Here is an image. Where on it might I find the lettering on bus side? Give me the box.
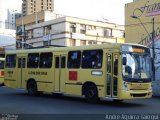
[28,71,47,75]
[69,71,78,81]
[7,71,14,77]
[7,71,13,74]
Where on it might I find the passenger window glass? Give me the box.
[107,54,111,73]
[55,57,59,68]
[22,58,26,68]
[61,56,66,68]
[6,54,16,68]
[0,60,4,69]
[114,55,118,75]
[39,52,53,68]
[27,53,39,68]
[18,58,21,68]
[82,50,103,69]
[67,51,81,68]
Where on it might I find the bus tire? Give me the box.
[0,83,4,86]
[84,84,99,103]
[27,80,37,96]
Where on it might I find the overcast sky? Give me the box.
[6,0,133,25]
[54,0,133,25]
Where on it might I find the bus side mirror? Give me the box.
[122,57,127,65]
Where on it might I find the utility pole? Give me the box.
[22,14,24,49]
[152,18,155,81]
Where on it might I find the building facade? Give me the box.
[16,11,125,48]
[125,0,160,96]
[22,0,54,16]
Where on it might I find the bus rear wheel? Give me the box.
[0,83,4,86]
[27,80,37,96]
[84,84,99,103]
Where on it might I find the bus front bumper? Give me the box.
[119,90,152,100]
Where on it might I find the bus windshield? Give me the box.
[122,53,151,80]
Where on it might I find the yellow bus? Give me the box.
[4,43,152,103]
[0,58,5,86]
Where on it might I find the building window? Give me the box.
[67,51,81,68]
[88,25,92,30]
[70,23,76,33]
[88,40,96,45]
[39,52,53,68]
[70,39,76,46]
[93,26,96,30]
[27,30,33,39]
[43,40,51,46]
[44,25,51,35]
[120,31,125,38]
[80,40,86,45]
[80,24,86,34]
[82,50,103,69]
[104,29,112,37]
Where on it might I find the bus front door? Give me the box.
[17,56,26,88]
[54,55,66,92]
[106,53,119,98]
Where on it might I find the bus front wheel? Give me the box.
[27,80,37,96]
[84,84,99,103]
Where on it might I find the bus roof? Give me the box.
[5,43,148,54]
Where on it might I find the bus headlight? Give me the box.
[122,82,128,91]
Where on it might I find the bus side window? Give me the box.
[0,60,4,69]
[6,54,16,68]
[39,52,53,68]
[82,50,103,69]
[27,53,39,68]
[67,51,81,68]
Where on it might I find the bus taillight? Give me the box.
[0,71,4,76]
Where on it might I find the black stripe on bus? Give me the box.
[65,83,83,85]
[65,82,104,87]
[5,79,16,81]
[36,81,53,84]
[25,80,53,84]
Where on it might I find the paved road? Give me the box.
[0,86,160,119]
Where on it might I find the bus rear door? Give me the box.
[17,56,26,88]
[54,54,66,92]
[106,53,119,98]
